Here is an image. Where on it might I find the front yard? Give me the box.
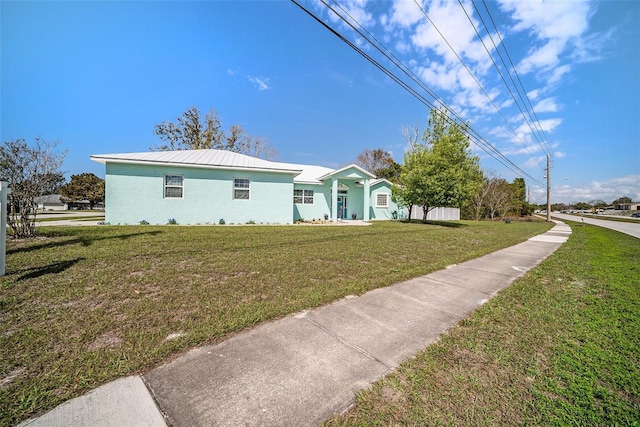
[1,220,550,425]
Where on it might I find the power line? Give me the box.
[478,0,555,157]
[410,0,546,172]
[456,0,549,169]
[292,0,544,186]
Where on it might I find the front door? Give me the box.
[337,195,348,219]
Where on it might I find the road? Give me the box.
[35,210,105,227]
[551,213,640,239]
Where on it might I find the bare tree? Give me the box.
[0,138,66,238]
[151,106,277,159]
[484,177,512,220]
[401,125,421,150]
[471,171,493,220]
[355,148,394,176]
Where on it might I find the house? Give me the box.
[35,194,67,211]
[90,149,406,225]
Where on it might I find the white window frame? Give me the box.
[294,189,314,204]
[375,193,389,208]
[233,178,250,200]
[164,174,184,199]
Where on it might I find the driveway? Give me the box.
[551,213,640,239]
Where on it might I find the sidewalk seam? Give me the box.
[301,315,393,372]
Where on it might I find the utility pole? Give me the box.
[546,154,551,222]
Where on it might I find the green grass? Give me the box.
[0,220,550,425]
[325,222,640,426]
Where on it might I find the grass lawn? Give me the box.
[0,220,549,425]
[325,222,640,426]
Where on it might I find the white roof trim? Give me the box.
[317,163,376,181]
[371,178,393,186]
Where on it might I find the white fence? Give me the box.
[410,206,460,221]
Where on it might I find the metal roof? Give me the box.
[90,149,376,184]
[90,150,303,175]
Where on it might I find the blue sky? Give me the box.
[2,0,638,205]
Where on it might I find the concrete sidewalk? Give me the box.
[20,221,572,427]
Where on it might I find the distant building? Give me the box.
[614,203,640,211]
[35,194,67,211]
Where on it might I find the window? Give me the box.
[376,193,389,208]
[294,189,314,204]
[164,174,183,198]
[233,178,250,200]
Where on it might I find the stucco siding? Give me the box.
[369,183,405,220]
[293,184,330,221]
[105,163,294,225]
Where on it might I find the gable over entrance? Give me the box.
[318,165,376,222]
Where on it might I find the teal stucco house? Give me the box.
[90,149,405,225]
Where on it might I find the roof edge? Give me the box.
[90,156,302,175]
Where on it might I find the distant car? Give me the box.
[632,212,640,218]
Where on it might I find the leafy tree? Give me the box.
[0,138,66,238]
[573,202,591,210]
[375,159,402,183]
[394,108,482,220]
[612,196,633,206]
[552,203,570,212]
[60,173,105,209]
[510,178,526,216]
[151,106,277,160]
[392,145,427,220]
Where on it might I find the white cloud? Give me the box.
[498,0,593,76]
[533,97,559,113]
[523,155,545,168]
[546,64,572,85]
[247,76,270,91]
[323,0,374,29]
[411,0,493,71]
[527,88,541,100]
[389,0,423,27]
[537,118,562,133]
[551,174,640,204]
[416,61,459,91]
[518,39,565,74]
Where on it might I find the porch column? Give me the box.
[363,178,370,221]
[331,178,338,222]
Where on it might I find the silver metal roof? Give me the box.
[90,150,303,175]
[90,149,377,185]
